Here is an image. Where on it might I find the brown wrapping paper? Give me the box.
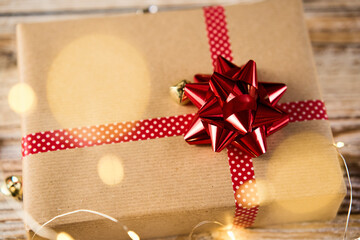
[16,0,346,239]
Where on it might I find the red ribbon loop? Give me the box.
[184,56,289,157]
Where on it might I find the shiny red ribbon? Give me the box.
[184,56,289,157]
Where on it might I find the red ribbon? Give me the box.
[21,100,327,158]
[183,56,289,157]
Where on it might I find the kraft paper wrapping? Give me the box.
[16,0,346,239]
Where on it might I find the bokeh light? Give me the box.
[47,34,150,128]
[97,154,124,185]
[56,232,74,240]
[266,132,344,215]
[8,83,36,114]
[0,181,11,197]
[235,179,259,209]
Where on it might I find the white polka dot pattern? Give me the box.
[203,5,328,227]
[203,6,233,67]
[203,6,259,227]
[228,145,259,227]
[21,100,327,158]
[227,99,327,228]
[21,114,195,157]
[278,100,328,122]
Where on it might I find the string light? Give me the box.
[0,142,353,239]
[336,141,345,148]
[127,231,140,240]
[334,142,352,240]
[30,209,140,240]
[188,221,238,240]
[227,230,236,240]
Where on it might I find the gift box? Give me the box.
[16,0,346,239]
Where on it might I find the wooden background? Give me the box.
[0,0,359,239]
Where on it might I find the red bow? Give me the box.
[183,56,289,157]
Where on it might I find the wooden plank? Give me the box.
[0,0,237,14]
[313,44,360,119]
[306,16,360,31]
[0,0,358,14]
[0,1,359,40]
[310,31,360,43]
[303,0,360,11]
[1,14,360,42]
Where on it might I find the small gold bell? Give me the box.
[169,79,190,105]
[1,176,23,201]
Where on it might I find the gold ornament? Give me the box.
[1,176,23,201]
[169,79,190,105]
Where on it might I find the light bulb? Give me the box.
[336,141,345,148]
[227,230,236,240]
[127,231,140,240]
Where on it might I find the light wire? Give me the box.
[334,143,352,240]
[187,143,353,240]
[188,220,226,239]
[31,209,132,240]
[1,142,353,240]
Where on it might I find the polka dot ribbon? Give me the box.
[204,6,329,227]
[21,6,329,229]
[21,100,327,158]
[228,100,328,227]
[203,6,233,66]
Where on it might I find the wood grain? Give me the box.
[0,0,359,239]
